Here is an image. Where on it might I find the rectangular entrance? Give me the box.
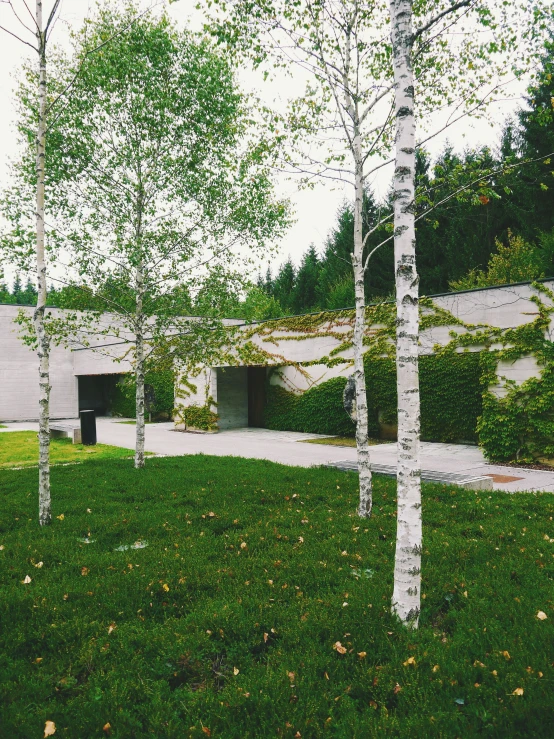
[247,367,266,428]
[78,374,123,415]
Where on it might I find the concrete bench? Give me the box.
[50,423,82,445]
[328,460,493,491]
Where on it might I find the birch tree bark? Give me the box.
[35,0,51,526]
[352,130,372,518]
[135,267,146,469]
[389,0,422,627]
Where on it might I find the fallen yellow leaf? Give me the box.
[513,687,524,696]
[162,583,169,592]
[23,575,32,584]
[34,561,44,568]
[333,641,347,654]
[81,567,89,576]
[432,665,440,672]
[240,542,247,550]
[103,723,111,734]
[56,514,64,521]
[403,656,416,667]
[108,623,116,635]
[357,652,367,659]
[537,611,547,620]
[44,720,56,737]
[233,667,239,675]
[501,651,511,659]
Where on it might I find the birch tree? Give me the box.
[11,3,287,469]
[388,0,421,626]
[0,1,165,521]
[0,0,62,525]
[201,0,550,625]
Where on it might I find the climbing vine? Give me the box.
[436,282,554,462]
[178,282,554,462]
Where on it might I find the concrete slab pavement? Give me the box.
[2,418,554,493]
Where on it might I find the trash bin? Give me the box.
[80,410,97,446]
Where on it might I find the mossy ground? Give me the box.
[0,431,135,469]
[0,456,553,738]
[301,437,387,448]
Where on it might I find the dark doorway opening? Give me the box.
[78,374,123,415]
[248,367,266,428]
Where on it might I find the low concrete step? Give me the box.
[328,460,493,491]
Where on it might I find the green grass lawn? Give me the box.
[0,456,553,738]
[0,431,134,469]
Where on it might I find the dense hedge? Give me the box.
[265,352,483,442]
[110,371,175,419]
[264,377,357,436]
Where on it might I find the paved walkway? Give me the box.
[3,418,554,493]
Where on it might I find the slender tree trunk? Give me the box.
[35,0,51,526]
[352,131,372,518]
[389,0,422,627]
[135,267,146,469]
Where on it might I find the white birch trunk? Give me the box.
[35,0,51,526]
[389,0,422,627]
[135,268,146,469]
[352,132,372,518]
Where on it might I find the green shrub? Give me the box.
[110,371,175,419]
[478,358,554,462]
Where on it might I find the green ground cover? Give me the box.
[301,437,387,448]
[0,431,134,469]
[0,456,553,737]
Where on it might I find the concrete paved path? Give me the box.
[3,418,554,493]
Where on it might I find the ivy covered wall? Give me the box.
[175,281,554,462]
[264,352,483,443]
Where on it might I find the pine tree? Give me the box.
[291,245,320,313]
[272,258,296,313]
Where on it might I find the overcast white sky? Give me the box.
[0,0,529,285]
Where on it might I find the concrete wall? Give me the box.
[2,280,553,425]
[0,305,78,421]
[242,281,554,396]
[0,306,133,422]
[216,367,248,429]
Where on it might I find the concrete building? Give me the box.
[1,279,553,428]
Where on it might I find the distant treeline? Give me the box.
[258,40,554,315]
